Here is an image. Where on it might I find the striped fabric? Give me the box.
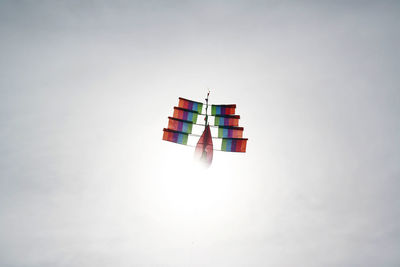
[162,128,189,145]
[218,126,243,138]
[211,104,236,116]
[173,107,199,123]
[178,97,203,113]
[214,115,240,127]
[168,117,193,134]
[221,138,248,152]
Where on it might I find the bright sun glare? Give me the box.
[154,142,244,232]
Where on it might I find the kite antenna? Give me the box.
[201,90,211,161]
[205,90,210,127]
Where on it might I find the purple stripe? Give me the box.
[172,132,178,143]
[231,139,237,152]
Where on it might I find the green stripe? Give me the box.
[198,103,203,113]
[221,139,227,151]
[193,113,198,123]
[218,127,223,138]
[211,105,216,115]
[188,123,193,134]
[214,116,219,126]
[182,134,188,145]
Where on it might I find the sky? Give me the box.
[0,1,399,266]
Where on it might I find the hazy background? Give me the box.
[1,1,399,266]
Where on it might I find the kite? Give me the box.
[162,91,248,167]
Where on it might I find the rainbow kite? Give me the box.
[162,92,248,167]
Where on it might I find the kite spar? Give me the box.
[194,91,213,166]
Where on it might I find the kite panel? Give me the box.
[218,126,243,138]
[211,104,236,116]
[214,115,240,127]
[221,138,248,152]
[173,107,199,123]
[178,97,203,114]
[168,117,193,134]
[163,128,189,145]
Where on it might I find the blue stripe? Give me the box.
[182,122,188,133]
[223,128,228,137]
[216,106,221,115]
[193,102,197,112]
[178,133,183,144]
[226,139,232,151]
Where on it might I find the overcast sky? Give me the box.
[1,1,399,266]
